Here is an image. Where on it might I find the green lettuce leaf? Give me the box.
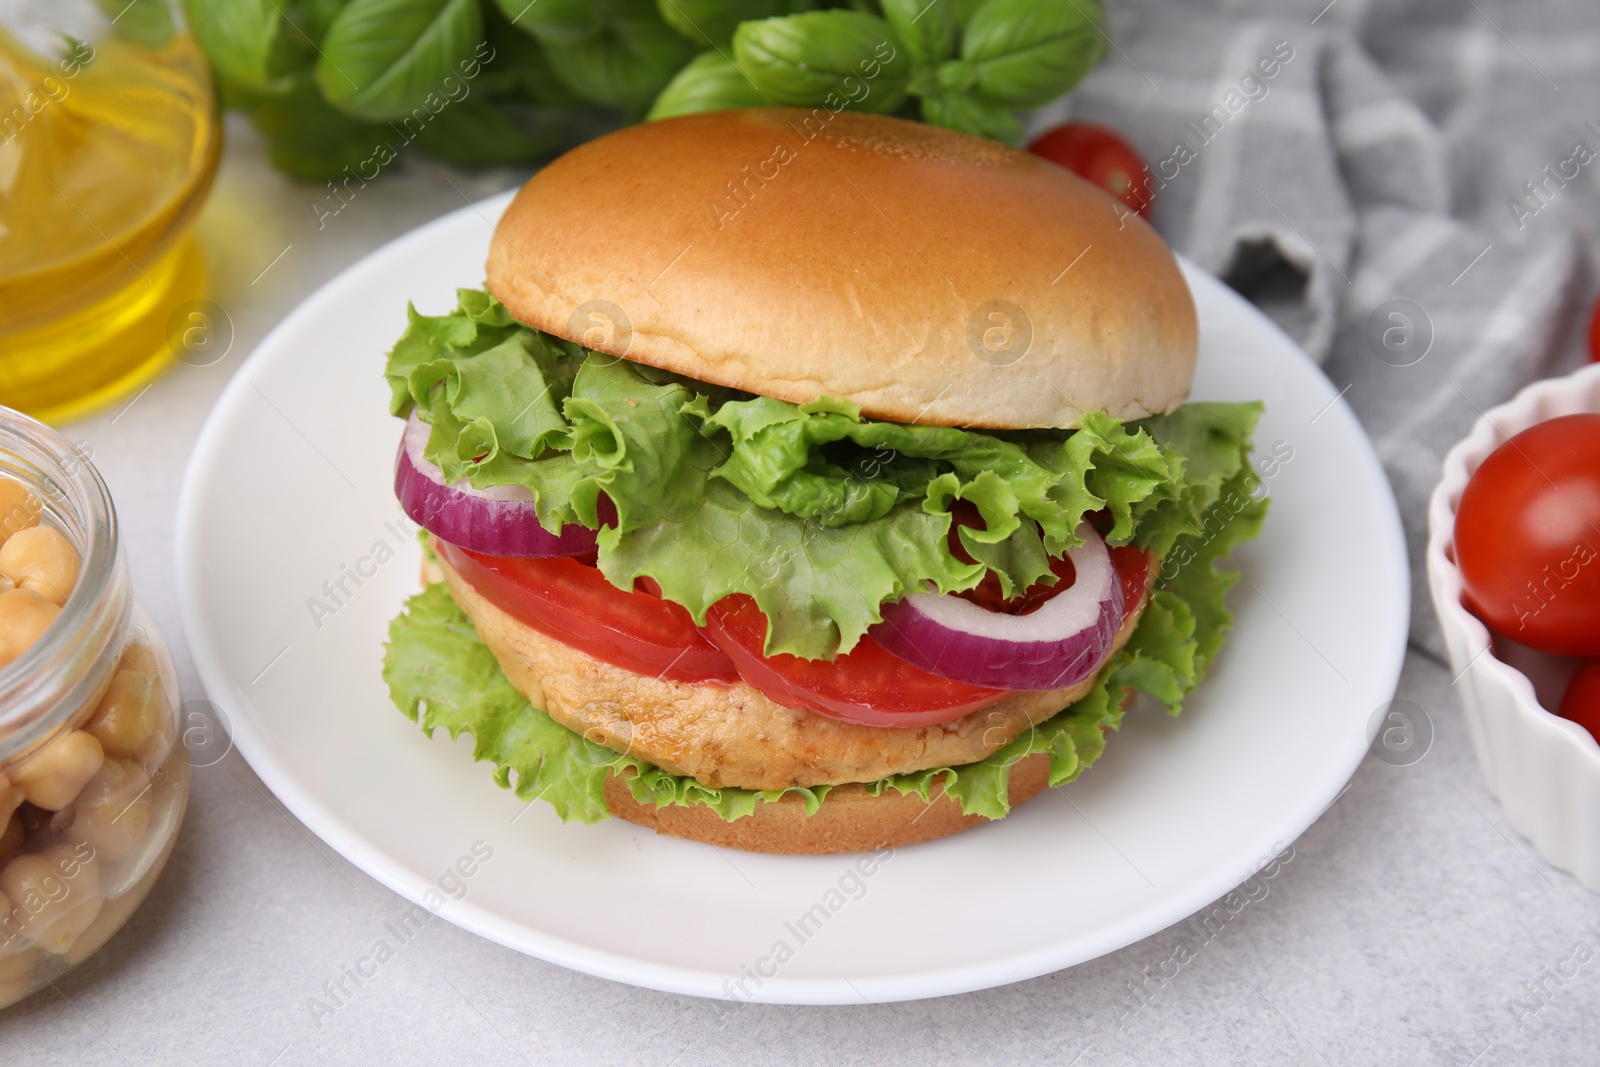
[1155,465,1269,677]
[384,582,835,823]
[384,579,618,821]
[384,288,1248,660]
[1130,401,1264,557]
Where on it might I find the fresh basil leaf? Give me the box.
[312,0,355,40]
[96,0,174,48]
[247,73,392,180]
[950,0,988,24]
[920,88,1021,142]
[733,10,910,113]
[656,0,786,48]
[280,0,352,45]
[959,0,1106,107]
[647,50,768,119]
[270,0,352,78]
[410,98,561,164]
[534,0,697,111]
[316,0,484,121]
[490,0,605,42]
[182,0,292,91]
[478,1,584,105]
[880,0,956,68]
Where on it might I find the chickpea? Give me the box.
[0,773,22,826]
[0,814,21,866]
[0,938,35,1009]
[0,844,102,955]
[0,478,41,548]
[0,588,60,667]
[0,887,15,956]
[86,669,162,759]
[10,730,103,811]
[0,526,80,607]
[63,888,141,965]
[136,728,174,780]
[0,940,33,982]
[67,759,151,863]
[118,641,157,681]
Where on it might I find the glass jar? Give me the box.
[0,0,220,422]
[0,406,188,1008]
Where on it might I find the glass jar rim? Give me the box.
[0,407,128,757]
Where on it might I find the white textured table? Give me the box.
[2,119,1597,1067]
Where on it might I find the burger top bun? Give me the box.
[486,108,1197,430]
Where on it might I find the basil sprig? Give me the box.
[646,51,767,121]
[678,0,1107,144]
[656,0,792,49]
[489,0,601,41]
[956,0,1109,108]
[733,10,911,113]
[881,0,955,68]
[185,0,1109,179]
[182,0,298,95]
[316,0,484,121]
[505,0,695,113]
[185,0,604,179]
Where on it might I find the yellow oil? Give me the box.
[0,23,219,423]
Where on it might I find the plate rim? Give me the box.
[175,192,1410,1005]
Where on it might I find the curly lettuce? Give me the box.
[385,288,1249,660]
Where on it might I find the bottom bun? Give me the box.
[603,752,1052,855]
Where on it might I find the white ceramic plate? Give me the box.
[176,192,1408,1005]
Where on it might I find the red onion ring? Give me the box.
[870,522,1124,691]
[393,411,603,557]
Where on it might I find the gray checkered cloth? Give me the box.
[1028,0,1596,660]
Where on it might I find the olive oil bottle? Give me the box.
[0,2,218,422]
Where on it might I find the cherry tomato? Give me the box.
[435,539,738,684]
[1589,297,1600,362]
[1454,414,1600,656]
[702,595,1009,728]
[1027,121,1152,217]
[1560,660,1600,745]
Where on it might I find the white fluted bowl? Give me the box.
[1427,362,1600,893]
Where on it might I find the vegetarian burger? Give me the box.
[382,109,1266,854]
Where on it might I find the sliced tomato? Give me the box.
[702,596,1009,728]
[435,540,738,684]
[441,529,1155,727]
[702,548,1157,728]
[954,544,1077,614]
[1111,545,1153,613]
[948,501,1152,617]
